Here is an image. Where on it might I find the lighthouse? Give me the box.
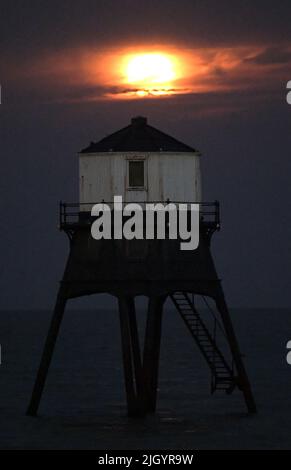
[27,116,256,416]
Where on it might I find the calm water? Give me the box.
[0,307,291,449]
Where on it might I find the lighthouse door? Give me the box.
[125,157,147,204]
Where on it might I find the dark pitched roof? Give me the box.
[80,117,198,153]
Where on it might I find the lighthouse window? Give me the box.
[128,160,145,188]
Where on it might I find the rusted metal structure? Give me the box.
[27,117,256,416]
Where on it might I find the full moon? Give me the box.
[125,53,176,86]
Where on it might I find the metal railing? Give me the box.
[59,200,220,230]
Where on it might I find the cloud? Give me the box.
[245,46,291,65]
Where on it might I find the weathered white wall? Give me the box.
[79,152,202,210]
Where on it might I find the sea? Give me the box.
[0,307,291,449]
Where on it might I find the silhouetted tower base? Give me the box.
[27,210,256,417]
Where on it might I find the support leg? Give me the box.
[143,296,165,413]
[118,296,144,416]
[215,292,257,414]
[127,297,144,401]
[26,286,67,416]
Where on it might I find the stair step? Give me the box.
[215,382,233,386]
[216,382,233,385]
[215,380,234,385]
[213,367,230,371]
[216,375,233,378]
[215,381,233,385]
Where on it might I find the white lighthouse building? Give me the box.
[79,116,202,208]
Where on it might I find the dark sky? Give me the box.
[1,0,291,308]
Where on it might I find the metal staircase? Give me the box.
[170,292,237,393]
